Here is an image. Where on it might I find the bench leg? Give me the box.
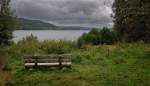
[67,66,71,69]
[59,66,63,70]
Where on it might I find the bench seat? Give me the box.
[25,62,72,66]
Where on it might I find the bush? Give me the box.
[100,27,117,44]
[15,34,43,55]
[40,40,77,54]
[10,35,77,55]
[78,27,116,47]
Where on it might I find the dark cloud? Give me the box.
[11,0,113,27]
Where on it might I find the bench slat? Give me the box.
[25,62,71,66]
[24,55,72,69]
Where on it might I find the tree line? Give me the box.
[78,0,150,46]
[78,27,117,47]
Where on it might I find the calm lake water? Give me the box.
[13,30,89,42]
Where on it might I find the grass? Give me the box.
[0,71,11,86]
[3,41,149,86]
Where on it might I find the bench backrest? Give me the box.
[24,55,72,69]
[24,55,71,63]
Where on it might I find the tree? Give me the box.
[112,0,150,42]
[77,27,116,47]
[89,29,101,45]
[100,27,116,44]
[0,0,17,46]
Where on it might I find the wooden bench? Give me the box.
[24,54,72,69]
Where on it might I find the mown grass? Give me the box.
[4,40,149,86]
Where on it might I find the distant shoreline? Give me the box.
[18,18,93,31]
[16,29,90,31]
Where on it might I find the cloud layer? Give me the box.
[11,0,113,27]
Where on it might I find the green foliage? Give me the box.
[0,0,17,46]
[113,0,150,42]
[100,27,117,44]
[40,40,77,54]
[8,35,77,55]
[78,27,116,47]
[16,34,42,55]
[1,36,150,86]
[7,43,150,86]
[0,46,8,67]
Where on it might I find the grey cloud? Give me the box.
[11,0,113,27]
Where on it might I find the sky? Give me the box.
[11,0,114,27]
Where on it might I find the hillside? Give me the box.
[18,18,57,30]
[58,26,90,30]
[17,18,90,30]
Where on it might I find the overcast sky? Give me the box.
[11,0,114,27]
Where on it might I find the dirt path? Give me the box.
[0,65,11,86]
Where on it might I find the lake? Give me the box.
[13,30,89,42]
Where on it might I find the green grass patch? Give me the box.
[2,41,150,86]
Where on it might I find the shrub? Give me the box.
[9,35,77,55]
[78,27,117,47]
[40,40,77,54]
[16,34,43,55]
[100,27,117,44]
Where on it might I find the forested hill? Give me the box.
[17,18,90,30]
[17,18,57,30]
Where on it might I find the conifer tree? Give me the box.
[0,0,17,46]
[113,0,150,42]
